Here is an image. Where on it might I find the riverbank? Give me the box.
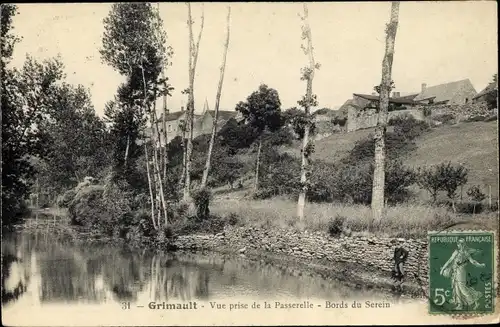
[171,225,428,297]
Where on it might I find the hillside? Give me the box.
[283,120,498,198]
[405,120,498,198]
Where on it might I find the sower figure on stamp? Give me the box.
[440,238,486,310]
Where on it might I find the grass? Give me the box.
[283,120,498,202]
[210,197,499,239]
[404,120,498,199]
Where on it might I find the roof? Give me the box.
[163,111,185,121]
[205,110,238,121]
[473,81,498,99]
[413,79,476,102]
[396,93,419,101]
[337,99,360,116]
[353,93,418,105]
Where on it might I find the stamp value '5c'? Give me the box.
[428,231,496,315]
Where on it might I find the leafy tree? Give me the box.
[217,118,259,154]
[417,166,443,203]
[100,2,171,172]
[283,107,316,139]
[38,83,111,193]
[467,185,486,214]
[417,162,468,208]
[439,162,468,211]
[101,2,172,228]
[236,84,282,192]
[1,5,68,224]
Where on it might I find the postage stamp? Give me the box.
[428,231,496,315]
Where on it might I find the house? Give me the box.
[473,79,498,105]
[413,79,477,105]
[150,99,240,145]
[343,91,422,132]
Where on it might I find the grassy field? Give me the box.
[209,120,498,239]
[210,197,499,239]
[284,120,498,199]
[404,120,498,198]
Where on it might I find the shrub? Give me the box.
[57,188,77,208]
[331,160,416,205]
[328,215,346,237]
[456,202,484,214]
[226,213,240,226]
[192,188,212,221]
[68,181,139,237]
[484,115,498,122]
[68,185,105,226]
[332,117,347,127]
[389,115,430,140]
[172,214,226,235]
[466,185,486,214]
[433,113,455,124]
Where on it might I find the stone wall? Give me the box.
[173,226,429,289]
[347,107,424,132]
[420,102,491,122]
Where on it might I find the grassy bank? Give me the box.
[210,197,499,238]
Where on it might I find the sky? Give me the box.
[10,2,498,117]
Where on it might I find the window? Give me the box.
[168,124,172,132]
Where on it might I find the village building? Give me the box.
[413,79,477,105]
[473,79,498,105]
[150,99,240,145]
[340,78,479,132]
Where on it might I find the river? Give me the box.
[2,216,401,325]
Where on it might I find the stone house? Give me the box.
[473,79,498,106]
[150,100,240,145]
[343,92,423,132]
[413,79,477,105]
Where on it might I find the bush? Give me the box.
[433,113,455,124]
[68,185,105,226]
[328,215,346,237]
[68,181,139,237]
[172,214,226,235]
[57,188,77,208]
[192,188,212,220]
[456,202,484,214]
[484,115,498,122]
[226,213,240,226]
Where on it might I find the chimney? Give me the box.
[392,91,400,98]
[181,106,185,112]
[371,92,377,96]
[421,83,427,93]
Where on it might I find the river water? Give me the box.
[2,217,400,325]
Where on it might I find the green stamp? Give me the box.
[428,231,496,315]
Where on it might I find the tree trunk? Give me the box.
[371,1,400,225]
[144,143,157,230]
[253,137,262,193]
[297,3,316,222]
[141,60,167,227]
[162,78,168,179]
[183,3,204,201]
[124,134,130,167]
[201,6,231,189]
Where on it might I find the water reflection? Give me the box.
[2,229,385,309]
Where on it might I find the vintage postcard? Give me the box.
[1,1,498,326]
